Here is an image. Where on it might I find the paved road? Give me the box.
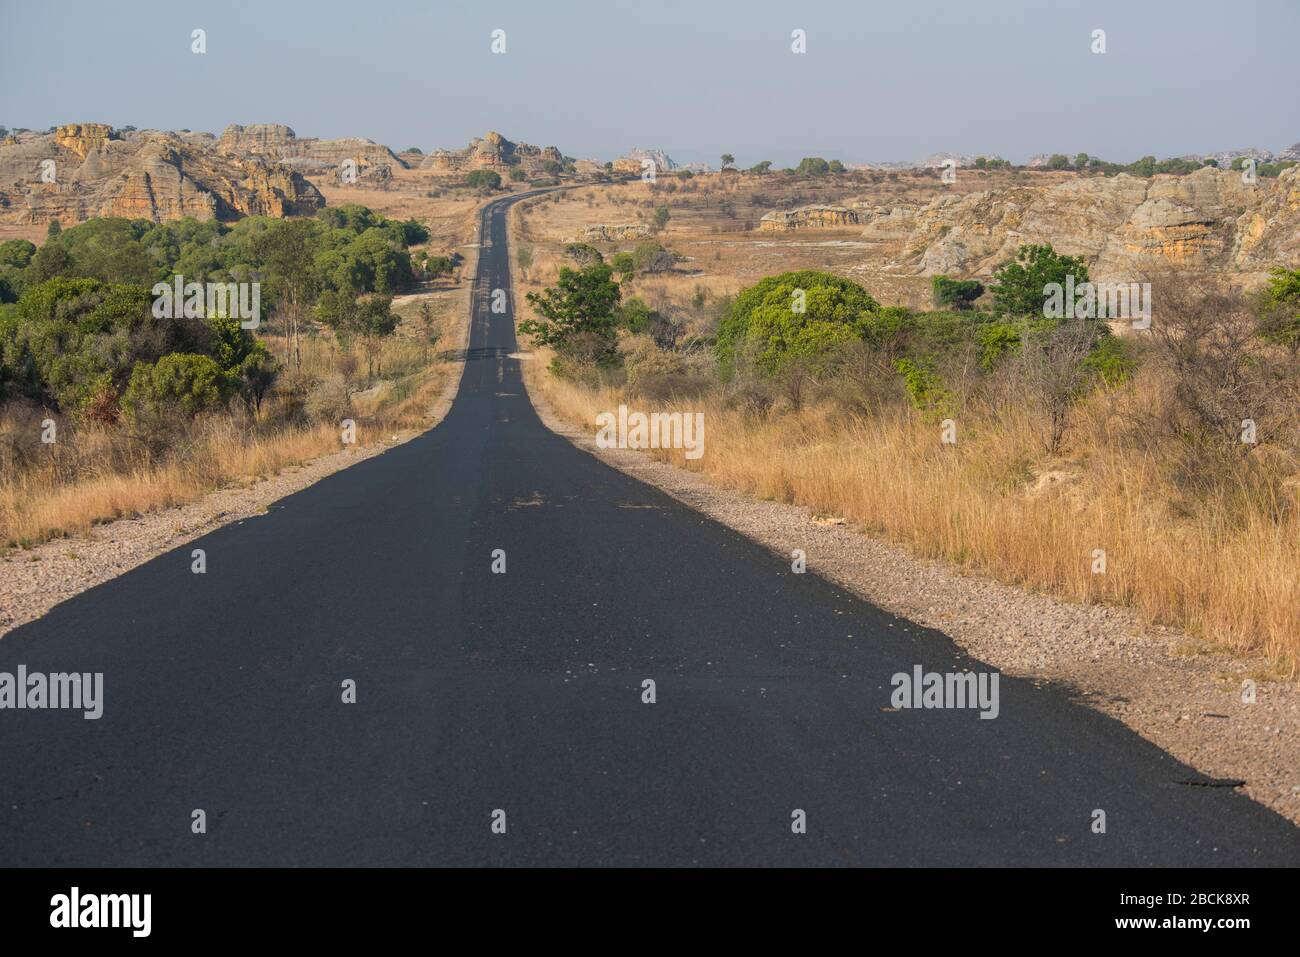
[1,193,1296,867]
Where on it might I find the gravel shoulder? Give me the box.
[522,368,1300,827]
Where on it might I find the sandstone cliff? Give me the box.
[421,131,566,175]
[0,124,325,225]
[760,205,859,231]
[861,167,1300,280]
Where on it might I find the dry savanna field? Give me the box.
[512,172,1300,676]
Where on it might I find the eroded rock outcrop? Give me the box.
[216,124,405,174]
[0,125,325,225]
[421,132,567,175]
[759,205,859,231]
[578,224,653,242]
[879,167,1299,279]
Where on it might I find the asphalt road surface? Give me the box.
[1,192,1297,867]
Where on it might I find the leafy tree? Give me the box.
[749,160,772,174]
[796,157,831,176]
[1257,266,1300,353]
[46,220,61,239]
[721,153,735,170]
[2,278,188,412]
[1074,153,1090,170]
[828,160,846,173]
[521,261,622,362]
[564,243,604,266]
[931,276,985,311]
[0,240,35,269]
[610,251,634,280]
[716,270,879,374]
[122,353,226,420]
[253,219,319,368]
[466,169,502,190]
[1047,154,1071,170]
[25,241,76,285]
[631,240,675,274]
[350,294,399,377]
[424,255,454,278]
[510,168,527,182]
[652,205,670,231]
[989,244,1090,318]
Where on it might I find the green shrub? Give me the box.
[716,270,879,375]
[122,353,226,420]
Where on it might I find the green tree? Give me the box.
[717,270,879,374]
[721,153,735,170]
[652,205,670,231]
[564,242,604,266]
[466,169,502,190]
[521,261,622,362]
[253,219,320,368]
[350,294,399,377]
[610,251,635,281]
[796,157,831,176]
[931,276,985,311]
[122,353,226,420]
[1257,266,1300,354]
[2,278,184,412]
[989,244,1090,318]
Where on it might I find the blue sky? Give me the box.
[1,0,1296,167]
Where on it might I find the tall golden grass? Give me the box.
[1,336,450,549]
[528,360,1300,674]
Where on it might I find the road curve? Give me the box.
[0,193,1296,866]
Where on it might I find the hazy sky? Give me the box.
[2,0,1296,167]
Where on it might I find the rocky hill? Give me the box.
[420,131,565,175]
[216,123,405,176]
[858,166,1300,281]
[0,123,324,225]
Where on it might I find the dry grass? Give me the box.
[1,278,466,550]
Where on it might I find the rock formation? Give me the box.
[865,166,1300,280]
[0,124,325,225]
[759,205,859,231]
[578,224,654,242]
[216,123,404,175]
[420,132,567,176]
